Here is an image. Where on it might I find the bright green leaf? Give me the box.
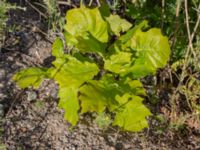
[130,28,171,77]
[13,67,48,89]
[104,51,133,75]
[113,94,151,131]
[80,75,147,114]
[64,31,78,47]
[76,33,106,53]
[49,55,99,125]
[64,6,109,46]
[79,76,122,113]
[79,81,108,113]
[58,86,79,125]
[52,38,64,57]
[106,14,132,36]
[117,20,148,46]
[109,21,170,78]
[124,78,146,96]
[108,20,148,53]
[50,55,99,87]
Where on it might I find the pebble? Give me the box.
[107,135,116,145]
[115,142,123,150]
[109,146,115,150]
[0,83,4,88]
[0,104,4,116]
[0,109,4,117]
[0,69,5,79]
[50,88,58,98]
[0,93,7,100]
[27,91,37,101]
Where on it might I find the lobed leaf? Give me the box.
[79,76,120,113]
[64,6,109,53]
[52,37,64,58]
[76,33,106,53]
[104,51,133,76]
[51,55,99,88]
[124,79,146,96]
[107,21,148,54]
[114,20,149,49]
[106,14,132,36]
[13,67,48,89]
[113,94,151,131]
[108,21,170,78]
[130,28,171,77]
[48,55,99,125]
[58,86,79,125]
[79,76,146,114]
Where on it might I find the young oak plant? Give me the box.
[13,6,170,132]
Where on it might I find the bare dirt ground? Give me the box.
[0,1,200,150]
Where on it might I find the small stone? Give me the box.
[115,142,123,150]
[124,144,132,149]
[0,104,4,116]
[0,109,4,117]
[27,91,37,101]
[20,127,27,132]
[107,135,116,145]
[0,69,5,79]
[109,146,115,150]
[0,83,4,88]
[50,88,58,98]
[0,104,4,109]
[98,136,104,142]
[0,93,6,100]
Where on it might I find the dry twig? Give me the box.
[25,0,47,18]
